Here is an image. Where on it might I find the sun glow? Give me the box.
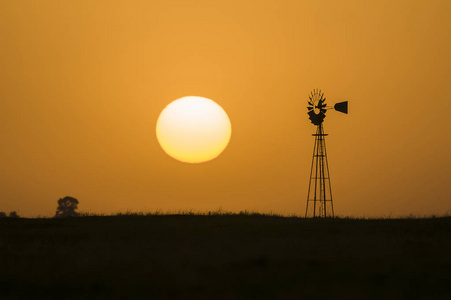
[156,96,232,164]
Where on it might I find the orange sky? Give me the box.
[1,0,450,217]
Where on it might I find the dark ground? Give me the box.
[0,214,450,299]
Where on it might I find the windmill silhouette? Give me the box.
[305,89,348,218]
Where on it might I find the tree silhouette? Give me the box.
[0,212,6,218]
[55,196,79,218]
[9,211,19,218]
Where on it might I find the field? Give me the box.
[1,214,450,299]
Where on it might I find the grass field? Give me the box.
[0,214,450,299]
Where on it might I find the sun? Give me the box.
[156,96,232,164]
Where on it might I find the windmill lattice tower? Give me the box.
[305,89,348,218]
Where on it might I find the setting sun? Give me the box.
[156,96,232,163]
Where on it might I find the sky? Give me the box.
[1,0,450,217]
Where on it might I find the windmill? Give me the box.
[305,89,348,218]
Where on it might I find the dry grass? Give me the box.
[0,214,450,298]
